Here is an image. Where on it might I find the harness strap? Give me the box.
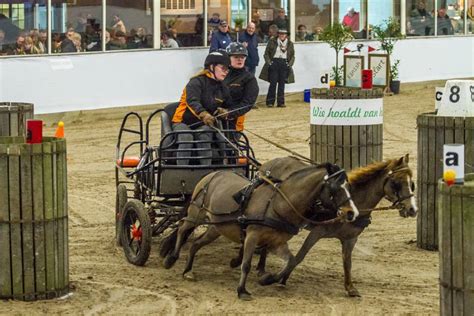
[259,174,344,226]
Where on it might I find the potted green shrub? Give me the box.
[390,59,401,94]
[319,23,353,86]
[372,17,404,93]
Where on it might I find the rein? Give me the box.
[258,174,344,226]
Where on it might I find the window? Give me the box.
[334,0,368,39]
[469,0,474,34]
[368,0,400,36]
[295,0,330,42]
[207,0,247,46]
[160,0,204,47]
[251,0,289,43]
[51,0,102,53]
[106,0,153,50]
[439,1,466,35]
[0,1,47,55]
[406,0,435,36]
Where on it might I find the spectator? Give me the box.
[52,33,61,53]
[24,36,41,54]
[252,11,266,42]
[266,24,279,42]
[128,27,149,49]
[259,29,295,108]
[38,29,47,53]
[296,24,314,41]
[0,29,10,55]
[209,20,232,52]
[408,1,433,36]
[208,12,221,28]
[239,22,259,75]
[161,31,179,48]
[75,13,88,33]
[61,30,76,53]
[13,34,26,55]
[273,9,288,30]
[342,7,360,31]
[71,32,83,52]
[111,15,126,34]
[437,8,454,35]
[108,30,127,50]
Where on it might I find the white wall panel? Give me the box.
[0,36,472,114]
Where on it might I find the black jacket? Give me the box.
[223,67,259,130]
[172,70,230,128]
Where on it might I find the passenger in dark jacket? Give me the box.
[209,20,232,52]
[224,42,259,131]
[239,22,259,75]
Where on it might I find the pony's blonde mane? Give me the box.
[348,158,412,186]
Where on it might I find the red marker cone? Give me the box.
[55,121,65,138]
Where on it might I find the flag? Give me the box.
[344,47,351,54]
[368,46,376,52]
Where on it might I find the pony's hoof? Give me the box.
[229,257,241,269]
[183,272,197,281]
[347,288,361,297]
[237,290,253,301]
[162,255,176,269]
[258,272,277,286]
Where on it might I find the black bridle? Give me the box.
[383,168,414,208]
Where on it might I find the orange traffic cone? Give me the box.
[55,121,64,138]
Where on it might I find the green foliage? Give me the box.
[390,59,400,80]
[233,17,245,29]
[330,66,344,84]
[372,17,404,56]
[320,23,353,86]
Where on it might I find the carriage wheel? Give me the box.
[120,199,152,266]
[115,184,128,247]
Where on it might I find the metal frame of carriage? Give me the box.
[114,103,257,266]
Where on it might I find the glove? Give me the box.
[216,107,229,119]
[198,111,215,126]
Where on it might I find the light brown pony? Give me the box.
[243,154,417,296]
[162,163,359,300]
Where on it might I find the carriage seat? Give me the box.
[116,156,140,168]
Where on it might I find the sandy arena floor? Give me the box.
[1,81,451,315]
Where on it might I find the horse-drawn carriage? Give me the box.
[114,103,257,266]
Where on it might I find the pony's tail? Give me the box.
[160,228,178,258]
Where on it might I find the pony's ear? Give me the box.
[396,154,408,167]
[403,153,409,164]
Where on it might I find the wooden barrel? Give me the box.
[0,136,68,301]
[0,103,34,137]
[416,113,474,250]
[309,87,384,170]
[438,174,474,316]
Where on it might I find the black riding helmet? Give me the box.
[226,42,248,56]
[204,50,230,69]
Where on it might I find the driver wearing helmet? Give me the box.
[171,50,231,165]
[223,42,259,133]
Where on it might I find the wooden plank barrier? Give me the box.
[438,174,474,316]
[0,136,68,301]
[309,87,384,170]
[0,103,34,137]
[416,113,474,250]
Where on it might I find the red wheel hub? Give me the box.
[131,223,142,241]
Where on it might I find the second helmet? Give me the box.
[226,42,248,56]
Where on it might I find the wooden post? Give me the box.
[309,87,383,170]
[416,114,474,250]
[0,103,34,137]
[438,174,474,315]
[0,136,69,301]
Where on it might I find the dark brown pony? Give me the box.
[236,154,417,296]
[162,163,359,300]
